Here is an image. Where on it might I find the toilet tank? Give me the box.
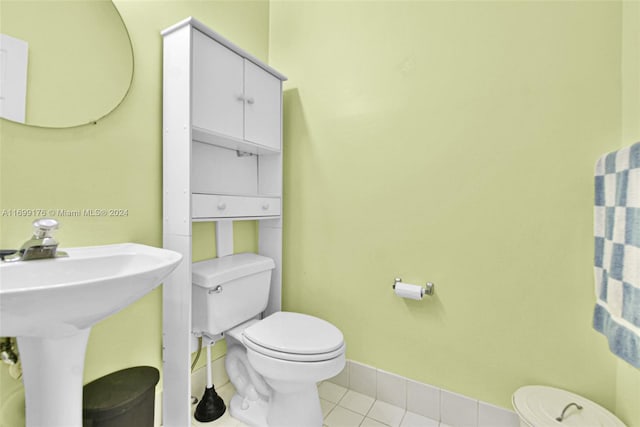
[192,253,275,336]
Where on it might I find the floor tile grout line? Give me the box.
[337,389,372,417]
[323,401,338,422]
[398,409,408,427]
[335,384,349,407]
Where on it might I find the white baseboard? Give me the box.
[328,360,520,427]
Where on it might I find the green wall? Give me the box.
[0,1,267,424]
[616,1,640,425]
[1,0,638,425]
[270,0,632,417]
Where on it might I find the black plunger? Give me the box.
[194,385,226,422]
[194,343,226,422]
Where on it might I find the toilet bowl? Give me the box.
[192,253,346,427]
[226,312,345,426]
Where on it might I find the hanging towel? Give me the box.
[593,141,640,368]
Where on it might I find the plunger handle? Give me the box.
[206,344,213,388]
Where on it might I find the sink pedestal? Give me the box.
[1,243,182,426]
[18,329,91,427]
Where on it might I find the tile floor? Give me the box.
[319,382,449,427]
[191,381,450,427]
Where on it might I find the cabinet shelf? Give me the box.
[192,126,280,155]
[192,217,279,222]
[192,191,281,197]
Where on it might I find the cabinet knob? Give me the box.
[217,202,226,210]
[236,95,245,102]
[246,97,255,105]
[261,203,270,210]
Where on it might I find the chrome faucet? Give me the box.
[2,218,67,262]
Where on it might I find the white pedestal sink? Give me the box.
[0,243,182,427]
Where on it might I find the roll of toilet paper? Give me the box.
[394,282,423,300]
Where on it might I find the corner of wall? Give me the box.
[615,2,640,426]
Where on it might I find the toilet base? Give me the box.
[266,382,322,427]
[228,383,323,427]
[229,393,268,427]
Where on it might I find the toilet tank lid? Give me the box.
[192,253,275,288]
[512,386,625,427]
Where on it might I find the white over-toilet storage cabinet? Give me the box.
[161,17,287,426]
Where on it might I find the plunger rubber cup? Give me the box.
[194,386,226,422]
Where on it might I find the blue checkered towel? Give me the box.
[593,142,640,368]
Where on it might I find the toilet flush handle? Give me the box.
[556,402,583,422]
[208,285,223,294]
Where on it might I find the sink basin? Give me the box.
[0,243,182,337]
[0,243,182,427]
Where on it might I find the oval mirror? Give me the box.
[0,0,133,128]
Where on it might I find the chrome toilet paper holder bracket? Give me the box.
[393,277,435,297]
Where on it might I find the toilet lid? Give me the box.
[512,386,625,427]
[243,312,344,361]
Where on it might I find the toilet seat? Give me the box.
[244,338,346,362]
[243,312,345,362]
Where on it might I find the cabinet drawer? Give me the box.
[192,194,280,219]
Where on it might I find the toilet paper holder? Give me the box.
[393,277,435,297]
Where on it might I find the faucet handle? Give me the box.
[32,218,59,239]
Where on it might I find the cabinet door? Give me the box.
[243,60,281,151]
[192,30,244,140]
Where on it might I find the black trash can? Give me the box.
[83,366,160,427]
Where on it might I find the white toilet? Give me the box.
[192,253,346,427]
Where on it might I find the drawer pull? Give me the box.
[217,202,226,210]
[261,203,270,210]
